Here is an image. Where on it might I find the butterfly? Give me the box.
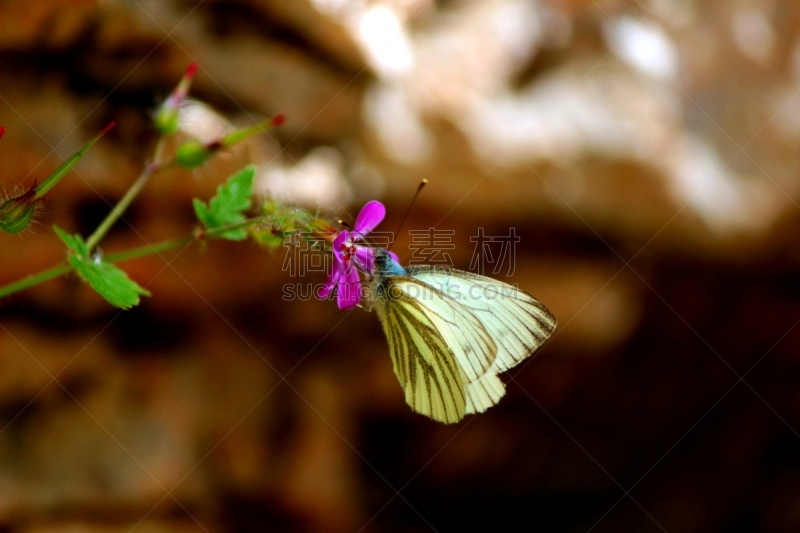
[367,248,557,423]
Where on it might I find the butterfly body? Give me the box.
[369,248,556,423]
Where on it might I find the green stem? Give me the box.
[103,236,195,263]
[85,138,167,252]
[102,216,265,263]
[0,264,72,300]
[0,216,272,300]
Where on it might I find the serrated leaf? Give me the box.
[193,165,255,241]
[54,225,150,309]
[68,256,150,309]
[53,225,89,256]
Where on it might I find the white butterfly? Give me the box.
[367,248,556,423]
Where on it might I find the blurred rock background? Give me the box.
[2,0,800,531]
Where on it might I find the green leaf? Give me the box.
[54,225,150,309]
[193,165,255,241]
[53,225,89,256]
[67,257,150,309]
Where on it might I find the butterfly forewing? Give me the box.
[405,266,557,374]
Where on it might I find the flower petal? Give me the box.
[332,230,349,261]
[318,266,342,299]
[353,200,386,237]
[354,246,375,273]
[388,251,400,263]
[337,267,362,309]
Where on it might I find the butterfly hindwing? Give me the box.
[465,372,506,415]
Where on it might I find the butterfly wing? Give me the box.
[384,276,500,378]
[406,266,557,374]
[375,276,501,423]
[465,373,506,415]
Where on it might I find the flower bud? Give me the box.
[155,62,199,135]
[0,186,37,233]
[175,140,210,169]
[0,127,36,233]
[221,114,286,147]
[174,114,285,169]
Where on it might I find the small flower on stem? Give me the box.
[319,200,396,309]
[319,229,362,309]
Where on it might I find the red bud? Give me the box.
[271,114,286,127]
[185,61,199,80]
[99,121,115,137]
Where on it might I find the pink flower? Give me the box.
[319,200,394,309]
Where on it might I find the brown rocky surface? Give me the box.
[2,1,800,532]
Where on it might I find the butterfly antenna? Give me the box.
[337,219,370,243]
[389,179,427,252]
